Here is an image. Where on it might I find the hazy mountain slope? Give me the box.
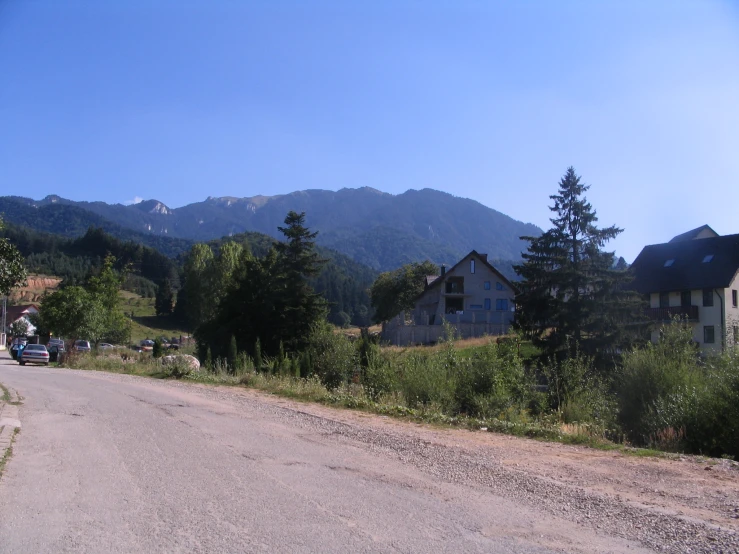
[0,197,193,258]
[1,188,542,271]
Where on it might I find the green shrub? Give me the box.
[234,352,254,374]
[307,325,356,390]
[542,345,615,427]
[152,338,164,358]
[398,351,452,409]
[454,339,530,419]
[361,346,397,401]
[618,322,700,445]
[618,321,739,457]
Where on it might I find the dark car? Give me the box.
[48,344,66,363]
[73,340,91,352]
[19,344,49,366]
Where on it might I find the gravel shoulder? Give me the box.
[184,380,739,552]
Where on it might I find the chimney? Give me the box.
[479,253,488,262]
[440,264,446,276]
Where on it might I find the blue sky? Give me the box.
[1,1,738,262]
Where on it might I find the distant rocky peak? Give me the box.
[133,199,172,215]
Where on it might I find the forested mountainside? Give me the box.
[0,196,193,258]
[0,223,181,296]
[1,222,377,326]
[1,188,541,272]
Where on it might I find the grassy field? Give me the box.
[118,292,190,344]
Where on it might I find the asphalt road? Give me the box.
[0,354,650,553]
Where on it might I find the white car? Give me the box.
[19,344,50,366]
[99,343,115,350]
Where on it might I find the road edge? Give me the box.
[0,383,21,479]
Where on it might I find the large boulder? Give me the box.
[161,354,201,372]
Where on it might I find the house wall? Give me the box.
[414,254,514,326]
[382,312,512,346]
[648,287,733,353]
[726,273,739,349]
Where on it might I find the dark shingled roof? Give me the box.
[668,224,718,243]
[631,233,739,294]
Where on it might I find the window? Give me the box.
[495,299,509,311]
[702,254,714,263]
[703,288,714,307]
[681,291,692,307]
[704,325,715,344]
[733,289,738,308]
[659,292,669,308]
[470,259,475,274]
[484,298,491,310]
[484,281,491,290]
[664,259,675,267]
[496,281,505,291]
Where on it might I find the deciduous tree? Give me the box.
[0,216,27,296]
[370,261,438,323]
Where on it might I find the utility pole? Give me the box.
[1,295,7,350]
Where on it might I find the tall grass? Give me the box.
[618,322,739,457]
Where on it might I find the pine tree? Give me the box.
[254,337,262,372]
[514,167,643,363]
[227,334,238,374]
[274,211,328,353]
[155,278,174,316]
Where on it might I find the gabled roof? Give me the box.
[668,224,718,243]
[631,233,739,293]
[424,275,440,287]
[424,250,518,293]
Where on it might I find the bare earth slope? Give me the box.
[0,355,736,553]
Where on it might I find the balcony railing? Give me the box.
[645,305,699,322]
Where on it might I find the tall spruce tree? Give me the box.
[155,278,174,316]
[274,211,328,353]
[514,167,642,362]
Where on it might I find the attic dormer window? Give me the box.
[664,259,675,267]
[702,254,714,263]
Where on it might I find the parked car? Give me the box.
[99,343,115,350]
[47,338,65,349]
[48,344,66,363]
[19,344,49,366]
[73,340,91,352]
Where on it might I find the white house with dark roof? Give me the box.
[631,225,739,353]
[382,251,517,345]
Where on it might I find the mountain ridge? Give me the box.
[1,188,542,272]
